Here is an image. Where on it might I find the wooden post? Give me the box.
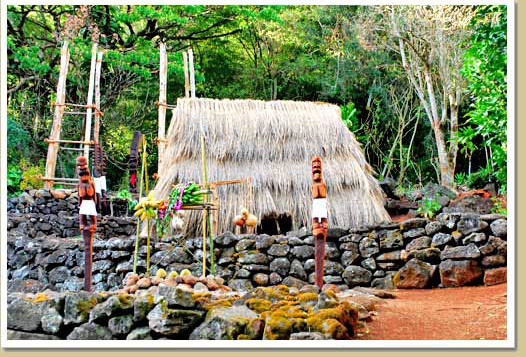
[93,51,103,145]
[158,43,167,178]
[188,48,196,98]
[201,133,207,277]
[44,40,70,189]
[83,43,98,159]
[183,51,190,98]
[211,184,219,237]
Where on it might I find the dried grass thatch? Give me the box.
[152,97,390,236]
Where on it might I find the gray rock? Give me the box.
[41,307,63,334]
[481,255,506,268]
[373,270,385,277]
[49,266,70,284]
[228,279,254,293]
[480,236,507,256]
[406,247,441,264]
[359,237,379,258]
[286,227,310,238]
[270,257,290,276]
[287,237,304,246]
[439,259,483,287]
[399,218,427,230]
[441,243,481,260]
[267,243,290,257]
[218,247,236,265]
[425,221,444,236]
[376,250,402,261]
[63,291,102,325]
[339,234,363,243]
[189,305,259,340]
[490,219,507,238]
[341,250,360,266]
[394,258,436,289]
[431,233,453,248]
[236,238,256,252]
[371,273,395,290]
[282,276,307,289]
[379,230,403,250]
[157,285,196,308]
[324,261,344,275]
[290,259,307,280]
[89,295,133,323]
[238,252,268,265]
[67,322,113,340]
[457,214,487,235]
[342,265,372,287]
[133,292,159,322]
[269,272,282,285]
[7,330,60,340]
[147,302,204,336]
[361,257,377,271]
[62,276,84,291]
[290,332,326,340]
[252,273,269,286]
[127,326,153,340]
[234,269,251,278]
[325,241,341,259]
[327,227,349,239]
[216,231,236,246]
[406,236,432,252]
[108,314,134,336]
[403,228,426,239]
[12,266,31,280]
[7,297,56,332]
[291,245,315,259]
[462,232,487,245]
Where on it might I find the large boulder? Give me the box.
[440,243,481,260]
[379,230,403,250]
[7,295,58,332]
[393,258,436,289]
[190,305,260,340]
[67,322,113,340]
[342,266,372,287]
[457,214,487,235]
[147,302,204,336]
[484,267,507,286]
[439,259,483,287]
[490,219,507,238]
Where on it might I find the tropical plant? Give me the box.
[417,195,442,219]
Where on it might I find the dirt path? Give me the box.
[360,283,508,340]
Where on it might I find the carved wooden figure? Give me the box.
[312,156,328,288]
[77,156,98,292]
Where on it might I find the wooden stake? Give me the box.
[188,48,196,98]
[93,51,103,145]
[183,51,190,98]
[158,43,168,178]
[83,43,98,159]
[201,133,207,277]
[44,40,70,189]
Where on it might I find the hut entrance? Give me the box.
[259,212,293,236]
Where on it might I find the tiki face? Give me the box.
[312,156,322,182]
[76,156,90,180]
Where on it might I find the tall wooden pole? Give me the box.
[201,134,207,277]
[188,48,196,98]
[44,40,70,189]
[158,43,167,178]
[83,43,98,159]
[93,51,103,145]
[183,51,190,98]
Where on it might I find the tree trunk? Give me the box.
[433,122,454,187]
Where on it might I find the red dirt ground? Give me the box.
[360,283,508,340]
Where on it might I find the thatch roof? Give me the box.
[152,97,390,236]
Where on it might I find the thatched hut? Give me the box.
[152,97,390,236]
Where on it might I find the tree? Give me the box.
[387,6,475,188]
[460,5,507,191]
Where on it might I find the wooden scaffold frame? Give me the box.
[43,41,104,189]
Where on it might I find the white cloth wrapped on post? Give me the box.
[312,198,328,220]
[79,199,98,216]
[93,177,102,194]
[100,176,107,191]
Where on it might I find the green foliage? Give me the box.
[19,159,44,191]
[490,196,507,215]
[7,165,22,195]
[417,196,442,219]
[460,5,507,192]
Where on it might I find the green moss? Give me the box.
[237,334,251,340]
[245,298,272,313]
[25,293,49,303]
[297,293,318,303]
[77,297,98,319]
[263,316,293,340]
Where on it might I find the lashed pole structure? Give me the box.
[157,42,168,178]
[93,50,104,144]
[83,43,98,160]
[44,41,70,189]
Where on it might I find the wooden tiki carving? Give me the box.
[77,156,98,292]
[312,156,328,288]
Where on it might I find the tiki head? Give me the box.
[312,156,322,182]
[76,156,90,181]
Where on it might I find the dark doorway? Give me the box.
[259,212,293,235]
